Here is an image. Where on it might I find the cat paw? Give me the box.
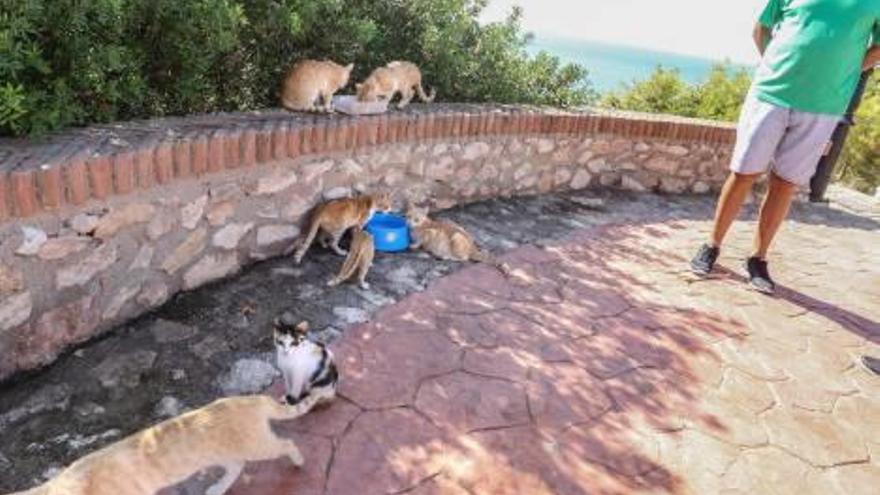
[333,249,349,257]
[359,282,371,290]
[327,279,340,287]
[289,450,305,467]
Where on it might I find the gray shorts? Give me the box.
[730,92,840,186]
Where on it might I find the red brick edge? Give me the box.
[0,109,735,220]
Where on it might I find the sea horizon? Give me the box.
[527,35,754,93]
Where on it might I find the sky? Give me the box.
[480,0,768,63]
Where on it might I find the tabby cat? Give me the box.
[280,60,353,113]
[327,228,375,289]
[11,395,316,495]
[356,61,436,109]
[293,192,393,264]
[407,205,510,274]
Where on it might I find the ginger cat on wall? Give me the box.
[356,61,436,109]
[407,205,510,274]
[293,192,393,264]
[280,60,353,113]
[327,228,375,289]
[11,394,321,495]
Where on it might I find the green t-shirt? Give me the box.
[754,0,880,115]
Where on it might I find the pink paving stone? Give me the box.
[462,346,532,382]
[336,329,461,409]
[526,362,615,430]
[438,313,501,349]
[414,371,529,432]
[227,432,331,495]
[325,409,449,495]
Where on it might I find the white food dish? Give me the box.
[332,95,389,115]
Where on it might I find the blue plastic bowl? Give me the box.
[365,213,410,252]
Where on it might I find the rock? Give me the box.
[217,358,279,395]
[25,295,99,368]
[554,168,573,187]
[256,225,299,247]
[312,326,343,345]
[599,173,621,187]
[209,182,241,201]
[212,222,254,250]
[0,384,71,430]
[102,284,141,320]
[207,201,235,226]
[170,369,187,381]
[664,144,690,156]
[16,226,47,256]
[587,158,611,174]
[577,150,594,164]
[183,253,239,290]
[93,203,155,239]
[692,181,711,194]
[146,212,175,240]
[621,175,648,192]
[570,169,593,190]
[432,144,448,156]
[65,429,120,450]
[514,163,534,181]
[323,187,351,201]
[659,177,689,194]
[256,171,298,195]
[181,195,208,230]
[154,396,185,419]
[191,335,230,361]
[70,213,100,235]
[0,451,9,472]
[426,156,455,180]
[645,156,678,174]
[333,306,369,325]
[300,159,334,184]
[137,281,169,307]
[162,228,207,274]
[570,196,605,209]
[150,319,198,343]
[0,264,24,295]
[129,245,154,271]
[91,350,157,388]
[37,237,90,261]
[386,265,424,291]
[634,142,651,152]
[536,139,555,154]
[463,142,490,161]
[56,244,118,288]
[73,402,106,418]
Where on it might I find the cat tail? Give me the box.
[329,247,362,286]
[472,249,512,277]
[416,83,436,103]
[293,209,323,263]
[268,387,336,420]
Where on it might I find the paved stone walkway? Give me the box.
[230,204,878,494]
[1,187,877,494]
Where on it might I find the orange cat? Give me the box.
[327,228,376,289]
[294,192,393,264]
[356,61,436,109]
[407,206,510,275]
[10,394,325,495]
[280,60,353,113]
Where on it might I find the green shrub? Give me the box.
[836,72,879,193]
[0,0,595,136]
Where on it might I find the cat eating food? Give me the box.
[356,61,436,109]
[280,59,353,113]
[10,394,314,495]
[327,228,375,289]
[293,191,393,264]
[273,317,338,412]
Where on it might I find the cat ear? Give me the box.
[355,83,363,90]
[345,63,354,72]
[296,321,310,332]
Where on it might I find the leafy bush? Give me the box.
[836,72,879,193]
[0,0,595,136]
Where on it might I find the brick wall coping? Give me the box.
[0,104,735,220]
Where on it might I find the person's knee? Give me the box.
[769,171,799,190]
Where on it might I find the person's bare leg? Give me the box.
[752,172,798,259]
[710,172,759,247]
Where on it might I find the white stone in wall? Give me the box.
[692,181,711,194]
[56,244,118,289]
[554,168,573,187]
[338,159,363,176]
[147,212,176,240]
[300,160,334,184]
[432,144,448,156]
[256,171,298,196]
[162,228,207,274]
[256,225,299,247]
[94,203,155,239]
[577,150,594,165]
[183,253,239,290]
[599,173,621,187]
[129,246,154,271]
[634,142,651,152]
[476,163,499,182]
[536,139,555,154]
[463,142,490,161]
[645,156,678,175]
[660,177,689,194]
[513,163,534,181]
[15,226,47,256]
[180,195,208,230]
[621,175,648,192]
[426,156,455,180]
[102,284,142,320]
[138,281,169,307]
[570,170,593,190]
[37,237,89,261]
[587,159,610,174]
[212,222,254,250]
[0,264,23,295]
[70,213,100,235]
[663,144,690,156]
[0,291,31,331]
[207,201,235,226]
[323,187,351,201]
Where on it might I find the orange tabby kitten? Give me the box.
[280,60,353,113]
[356,61,436,109]
[327,228,376,289]
[294,192,393,264]
[407,206,510,274]
[11,394,327,495]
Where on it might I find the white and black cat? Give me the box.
[273,316,338,411]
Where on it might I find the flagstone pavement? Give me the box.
[230,203,880,494]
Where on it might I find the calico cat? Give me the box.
[356,61,436,109]
[407,205,510,274]
[280,59,353,113]
[11,394,315,495]
[293,192,393,264]
[273,318,338,411]
[327,228,375,289]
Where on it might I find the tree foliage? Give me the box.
[0,0,596,136]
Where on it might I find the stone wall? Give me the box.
[0,106,735,380]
